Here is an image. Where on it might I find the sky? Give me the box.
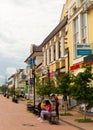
[0,0,66,85]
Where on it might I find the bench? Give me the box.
[44,113,59,125]
[34,108,40,115]
[27,104,34,111]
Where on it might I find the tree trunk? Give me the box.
[84,104,87,119]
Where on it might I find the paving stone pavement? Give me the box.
[0,95,93,130]
[59,109,93,130]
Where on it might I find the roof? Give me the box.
[41,15,68,47]
[8,69,23,80]
[24,16,68,63]
[33,44,42,52]
[8,74,15,80]
[24,44,42,63]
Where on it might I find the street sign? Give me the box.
[21,74,26,79]
[30,78,34,85]
[77,44,92,56]
[29,58,35,69]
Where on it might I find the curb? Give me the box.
[60,118,85,130]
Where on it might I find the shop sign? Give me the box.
[70,63,83,70]
[77,44,92,56]
[50,72,54,77]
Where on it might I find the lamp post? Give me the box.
[29,58,36,109]
[67,48,70,73]
[33,64,36,109]
[67,48,71,106]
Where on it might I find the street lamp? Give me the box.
[29,58,36,109]
[67,48,70,73]
[64,48,70,72]
[30,65,36,109]
[67,48,71,105]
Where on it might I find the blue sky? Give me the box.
[0,0,66,85]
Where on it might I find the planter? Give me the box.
[12,96,18,103]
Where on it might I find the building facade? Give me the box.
[61,0,93,75]
[25,44,43,99]
[42,16,68,83]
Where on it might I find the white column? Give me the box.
[51,46,54,62]
[61,37,64,57]
[56,41,59,60]
[78,14,81,43]
[47,49,49,65]
[44,52,46,66]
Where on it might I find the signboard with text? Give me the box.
[77,44,92,56]
[29,58,35,69]
[30,78,34,85]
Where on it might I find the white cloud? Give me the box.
[0,75,5,79]
[0,0,66,85]
[6,67,16,76]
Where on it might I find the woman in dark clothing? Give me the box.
[55,96,59,118]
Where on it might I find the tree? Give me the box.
[1,84,8,94]
[35,75,44,96]
[70,66,93,119]
[43,77,55,97]
[58,73,72,95]
[9,87,15,96]
[58,72,74,114]
[35,76,55,97]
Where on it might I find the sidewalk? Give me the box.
[59,109,93,130]
[20,99,93,130]
[0,95,82,130]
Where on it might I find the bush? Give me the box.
[75,118,93,123]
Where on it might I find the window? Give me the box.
[73,17,79,58]
[81,13,87,43]
[54,45,56,61]
[58,41,61,58]
[73,17,79,44]
[49,48,51,63]
[81,0,86,4]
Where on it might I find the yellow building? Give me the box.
[61,0,93,75]
[42,16,68,82]
[41,0,93,82]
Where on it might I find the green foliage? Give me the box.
[8,87,15,96]
[15,89,21,98]
[12,96,18,103]
[60,112,72,116]
[0,85,8,93]
[75,118,93,123]
[70,66,93,104]
[35,76,55,97]
[43,78,55,96]
[58,72,74,96]
[35,75,44,96]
